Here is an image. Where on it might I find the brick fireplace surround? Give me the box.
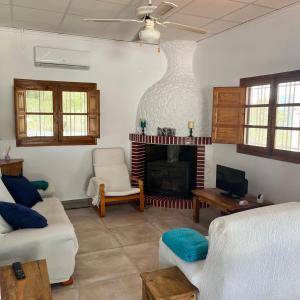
[129,134,212,208]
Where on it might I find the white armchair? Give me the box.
[87,147,144,217]
[159,202,300,300]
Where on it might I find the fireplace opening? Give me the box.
[145,145,197,198]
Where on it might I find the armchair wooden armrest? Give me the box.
[130,176,143,186]
[99,183,106,218]
[130,176,145,212]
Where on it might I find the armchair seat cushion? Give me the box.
[105,188,140,197]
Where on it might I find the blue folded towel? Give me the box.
[162,228,208,262]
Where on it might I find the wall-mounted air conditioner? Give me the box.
[34,46,90,70]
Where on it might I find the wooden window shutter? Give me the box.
[87,90,100,138]
[212,87,246,144]
[15,89,27,140]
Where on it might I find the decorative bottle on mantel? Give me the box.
[136,40,209,137]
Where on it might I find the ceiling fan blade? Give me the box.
[131,31,141,42]
[161,21,206,34]
[84,18,143,23]
[151,2,177,19]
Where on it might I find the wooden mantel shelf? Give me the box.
[129,133,211,145]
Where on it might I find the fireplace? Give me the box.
[146,145,196,198]
[129,134,211,208]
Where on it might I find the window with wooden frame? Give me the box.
[14,79,100,146]
[237,70,300,163]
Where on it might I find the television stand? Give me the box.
[192,188,273,223]
[220,191,241,200]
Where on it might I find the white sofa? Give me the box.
[0,179,78,284]
[159,202,300,300]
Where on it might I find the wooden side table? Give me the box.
[0,259,53,300]
[192,188,273,223]
[141,267,199,300]
[0,159,24,176]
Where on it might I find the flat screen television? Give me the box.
[216,165,248,199]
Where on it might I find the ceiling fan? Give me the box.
[84,0,207,45]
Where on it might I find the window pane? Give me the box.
[247,85,270,105]
[276,106,300,127]
[26,115,53,137]
[62,91,87,113]
[26,90,53,113]
[246,107,269,126]
[275,129,300,152]
[277,81,300,104]
[63,115,87,136]
[245,128,268,147]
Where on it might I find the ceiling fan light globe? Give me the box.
[139,28,160,44]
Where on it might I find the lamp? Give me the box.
[139,19,160,45]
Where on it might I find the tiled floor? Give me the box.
[51,204,220,300]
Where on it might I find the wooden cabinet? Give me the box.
[141,267,198,300]
[0,159,24,176]
[212,87,246,144]
[0,260,52,300]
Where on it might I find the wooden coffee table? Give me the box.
[0,259,53,300]
[192,188,273,223]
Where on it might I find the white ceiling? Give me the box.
[0,0,299,42]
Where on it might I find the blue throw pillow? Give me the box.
[2,175,42,208]
[0,202,47,229]
[162,228,208,262]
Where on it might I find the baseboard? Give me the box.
[62,198,92,210]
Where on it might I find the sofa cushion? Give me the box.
[32,197,71,225]
[2,175,42,207]
[0,178,15,234]
[0,202,47,229]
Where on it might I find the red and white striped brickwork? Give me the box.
[129,133,211,145]
[196,146,205,189]
[131,142,146,185]
[129,134,211,208]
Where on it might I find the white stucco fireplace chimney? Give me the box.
[135,40,210,137]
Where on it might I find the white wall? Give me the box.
[0,27,166,201]
[195,3,300,203]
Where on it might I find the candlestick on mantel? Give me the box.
[188,121,194,137]
[188,121,194,129]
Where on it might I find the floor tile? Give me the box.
[150,216,207,235]
[75,248,138,285]
[66,207,95,222]
[145,207,185,222]
[102,211,148,229]
[72,217,106,234]
[111,223,161,246]
[123,242,159,272]
[77,229,120,254]
[51,287,80,300]
[80,274,142,300]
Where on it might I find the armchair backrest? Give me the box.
[201,202,300,300]
[92,148,131,192]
